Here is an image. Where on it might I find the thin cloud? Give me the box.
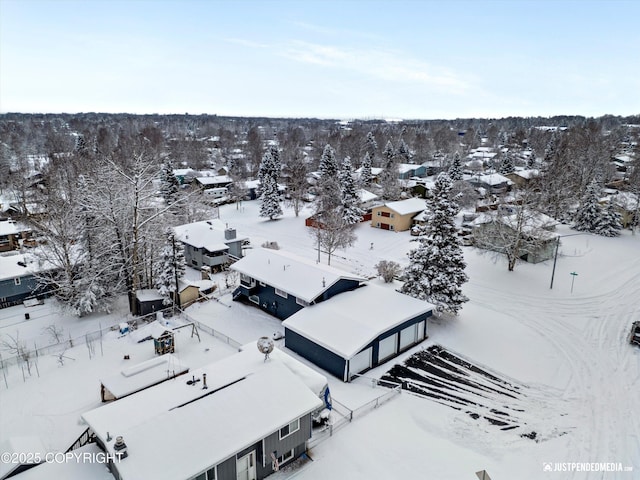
[281,40,471,93]
[224,38,269,49]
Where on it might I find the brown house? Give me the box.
[371,198,426,232]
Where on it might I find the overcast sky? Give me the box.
[1,0,639,120]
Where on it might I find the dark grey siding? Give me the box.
[235,283,303,320]
[0,274,43,309]
[262,413,312,469]
[285,328,347,381]
[317,279,361,303]
[216,456,236,480]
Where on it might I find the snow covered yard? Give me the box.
[1,199,638,479]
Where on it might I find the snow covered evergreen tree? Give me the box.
[160,159,180,207]
[339,157,364,226]
[448,151,463,181]
[499,153,515,174]
[397,139,411,162]
[365,131,377,162]
[379,140,401,201]
[573,179,602,232]
[596,201,622,237]
[526,149,537,169]
[156,228,186,306]
[360,152,373,187]
[258,147,283,220]
[401,173,468,315]
[316,144,341,212]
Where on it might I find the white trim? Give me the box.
[296,297,309,307]
[274,288,288,299]
[277,449,294,465]
[279,418,300,440]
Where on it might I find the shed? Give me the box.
[134,289,165,316]
[100,354,189,402]
[283,283,434,381]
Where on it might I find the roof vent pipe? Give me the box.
[202,373,208,390]
[114,436,128,459]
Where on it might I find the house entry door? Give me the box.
[237,451,257,480]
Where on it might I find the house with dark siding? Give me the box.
[283,282,434,382]
[174,219,248,271]
[0,253,47,309]
[80,346,324,480]
[230,248,367,320]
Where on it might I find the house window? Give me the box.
[390,225,395,231]
[259,281,266,287]
[274,288,288,299]
[240,273,255,287]
[249,295,259,305]
[14,278,21,286]
[390,213,395,218]
[376,211,381,216]
[279,418,300,439]
[277,449,294,465]
[296,297,309,307]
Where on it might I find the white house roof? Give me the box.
[6,444,113,480]
[380,197,427,216]
[100,354,189,400]
[173,219,247,252]
[0,436,47,479]
[195,175,232,186]
[0,253,37,281]
[0,220,30,236]
[397,163,421,174]
[510,169,540,180]
[474,173,514,186]
[82,353,322,480]
[230,248,366,303]
[472,212,559,239]
[283,283,434,359]
[357,188,379,203]
[356,166,383,176]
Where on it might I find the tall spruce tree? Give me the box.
[380,140,401,201]
[258,147,283,220]
[401,173,468,315]
[596,201,622,237]
[160,159,180,207]
[499,152,515,174]
[365,131,377,163]
[448,151,463,181]
[156,228,186,306]
[339,157,364,226]
[573,179,602,232]
[316,144,341,212]
[360,152,373,187]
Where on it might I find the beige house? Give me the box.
[371,197,426,232]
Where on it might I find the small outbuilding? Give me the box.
[283,283,434,382]
[134,289,166,316]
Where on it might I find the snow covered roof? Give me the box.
[381,197,427,216]
[473,173,514,186]
[195,175,232,185]
[283,283,434,359]
[472,212,559,238]
[397,163,422,174]
[356,166,383,176]
[0,253,37,281]
[0,220,30,236]
[135,289,164,302]
[357,188,378,203]
[230,248,366,303]
[100,354,189,400]
[82,351,323,480]
[510,169,540,180]
[6,444,113,480]
[173,219,247,252]
[0,436,46,479]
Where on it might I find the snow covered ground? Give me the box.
[1,199,638,479]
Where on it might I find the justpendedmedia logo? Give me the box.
[542,462,633,473]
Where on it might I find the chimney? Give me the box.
[113,436,128,459]
[224,228,236,240]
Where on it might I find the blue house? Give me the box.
[283,282,434,382]
[231,248,367,320]
[0,254,47,309]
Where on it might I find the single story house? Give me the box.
[283,282,434,382]
[466,173,514,195]
[371,197,427,231]
[231,248,366,320]
[80,347,323,480]
[471,211,559,263]
[504,169,540,187]
[100,354,189,402]
[193,175,233,191]
[397,163,426,180]
[174,219,249,269]
[0,254,47,309]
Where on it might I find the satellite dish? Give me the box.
[257,336,275,362]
